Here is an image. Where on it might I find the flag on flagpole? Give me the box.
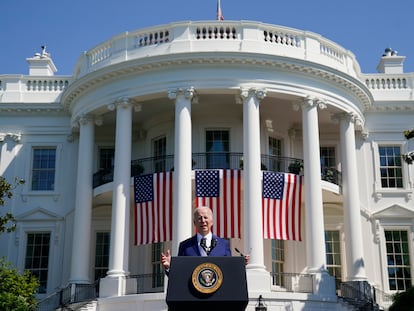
[217,0,224,20]
[262,172,303,241]
[134,172,173,245]
[195,169,241,238]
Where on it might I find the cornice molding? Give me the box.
[61,54,372,111]
[0,103,66,114]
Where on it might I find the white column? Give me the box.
[70,115,95,284]
[100,98,136,298]
[107,97,133,278]
[241,88,271,292]
[168,88,194,255]
[301,97,327,273]
[339,113,367,281]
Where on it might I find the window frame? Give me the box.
[320,145,337,170]
[271,239,285,287]
[16,222,58,297]
[24,144,62,196]
[205,128,231,169]
[94,231,110,281]
[379,225,414,292]
[371,141,411,198]
[31,147,57,191]
[152,136,167,173]
[268,136,283,172]
[376,222,414,293]
[325,230,343,283]
[24,232,51,294]
[151,243,165,289]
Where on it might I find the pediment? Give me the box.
[373,204,414,218]
[15,207,63,221]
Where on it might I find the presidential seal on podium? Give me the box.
[191,262,223,294]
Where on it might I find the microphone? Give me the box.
[234,247,244,257]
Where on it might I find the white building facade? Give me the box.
[0,20,413,311]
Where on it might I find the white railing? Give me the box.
[71,20,360,79]
[364,75,409,90]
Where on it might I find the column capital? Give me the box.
[73,114,103,128]
[239,88,267,101]
[107,97,134,111]
[332,112,367,140]
[332,112,362,126]
[168,87,196,101]
[298,96,327,110]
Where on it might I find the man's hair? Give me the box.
[193,206,213,221]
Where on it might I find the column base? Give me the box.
[245,267,272,293]
[99,276,137,298]
[312,271,337,299]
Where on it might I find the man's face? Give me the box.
[194,208,213,235]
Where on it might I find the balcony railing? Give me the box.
[37,282,98,311]
[93,152,343,189]
[93,153,305,188]
[271,272,314,293]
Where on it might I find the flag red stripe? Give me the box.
[262,172,302,241]
[223,170,228,237]
[153,173,158,242]
[195,169,241,239]
[134,172,173,245]
[168,172,173,241]
[298,175,303,241]
[291,174,297,240]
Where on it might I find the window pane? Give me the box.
[206,130,230,169]
[99,148,115,170]
[378,146,403,189]
[152,243,164,288]
[95,232,110,281]
[25,232,50,293]
[271,239,285,287]
[325,230,342,280]
[385,230,412,291]
[153,136,166,173]
[32,148,56,191]
[268,137,282,171]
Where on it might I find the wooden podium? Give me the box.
[166,256,248,311]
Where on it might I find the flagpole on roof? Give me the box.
[217,0,224,21]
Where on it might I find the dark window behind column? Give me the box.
[153,136,166,173]
[206,130,230,169]
[95,232,110,280]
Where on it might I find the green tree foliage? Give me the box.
[389,286,414,311]
[0,176,25,233]
[0,177,38,310]
[0,258,39,311]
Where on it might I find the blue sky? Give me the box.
[1,0,413,75]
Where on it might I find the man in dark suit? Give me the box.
[161,206,247,271]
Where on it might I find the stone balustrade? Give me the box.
[71,20,359,79]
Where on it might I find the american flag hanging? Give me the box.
[134,172,173,245]
[195,169,241,238]
[262,172,303,241]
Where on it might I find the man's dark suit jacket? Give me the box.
[178,234,231,256]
